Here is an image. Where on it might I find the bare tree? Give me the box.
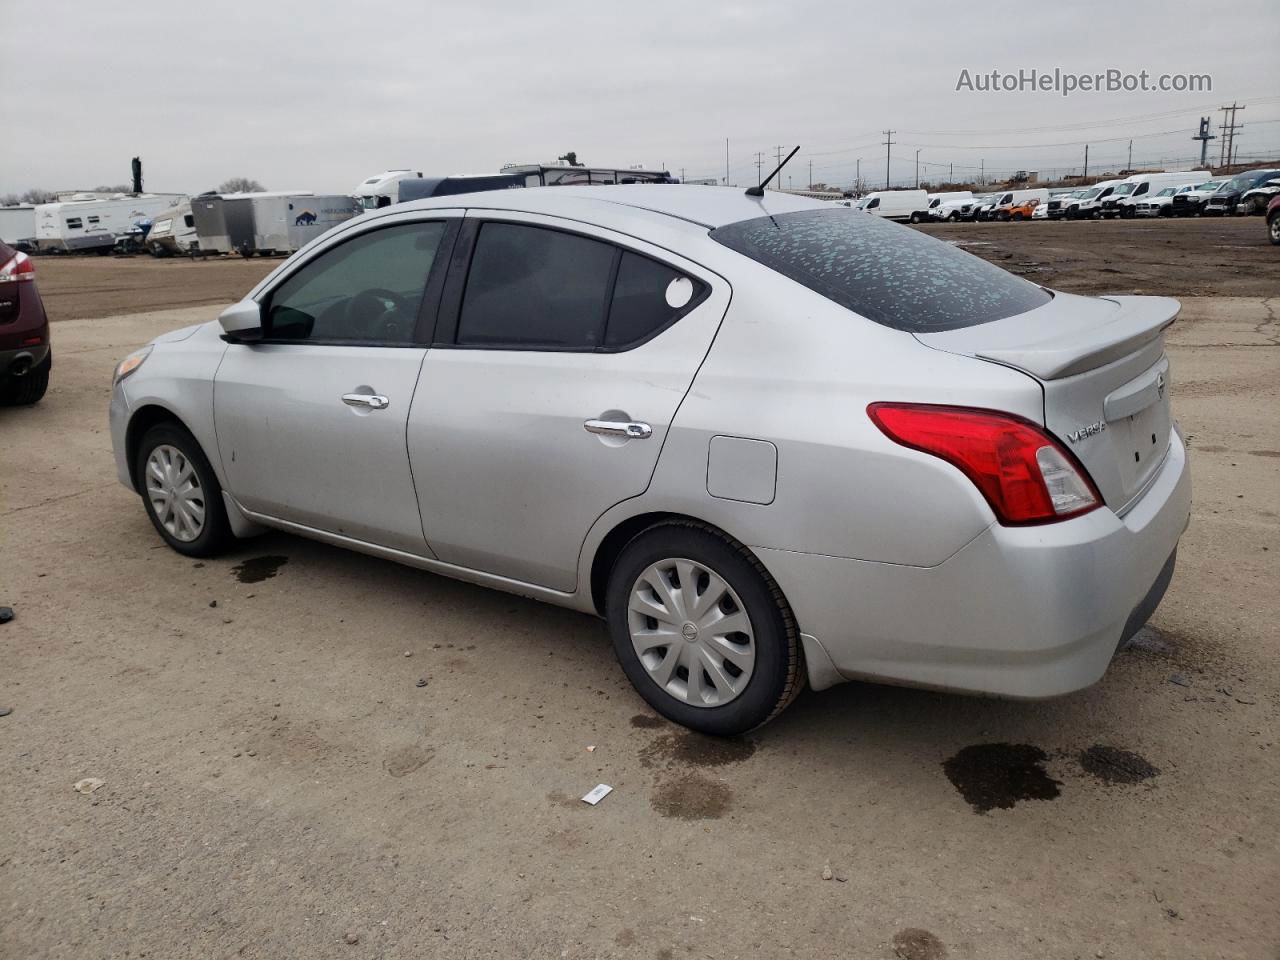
[1,193,20,206]
[94,183,133,194]
[218,177,266,193]
[20,188,57,204]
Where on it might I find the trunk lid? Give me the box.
[916,291,1178,513]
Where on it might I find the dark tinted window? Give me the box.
[710,207,1051,332]
[605,252,704,347]
[266,221,446,343]
[457,223,615,348]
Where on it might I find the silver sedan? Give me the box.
[110,186,1191,735]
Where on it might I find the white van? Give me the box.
[1064,180,1124,220]
[1103,172,1214,218]
[923,191,973,222]
[858,189,929,222]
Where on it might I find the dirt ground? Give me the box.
[2,220,1278,959]
[915,215,1278,298]
[32,254,278,321]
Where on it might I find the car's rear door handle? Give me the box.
[584,419,652,439]
[342,393,390,410]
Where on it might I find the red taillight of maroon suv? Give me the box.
[0,250,36,284]
[867,402,1102,525]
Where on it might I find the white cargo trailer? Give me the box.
[0,206,36,249]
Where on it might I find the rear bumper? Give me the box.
[0,343,50,377]
[755,432,1192,698]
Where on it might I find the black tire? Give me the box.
[1269,215,1280,246]
[134,421,234,557]
[605,521,803,736]
[1,354,50,406]
[909,212,922,224]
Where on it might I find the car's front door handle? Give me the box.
[584,419,652,439]
[342,393,390,410]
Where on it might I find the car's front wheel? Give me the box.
[1269,214,1280,246]
[135,421,234,557]
[606,522,802,736]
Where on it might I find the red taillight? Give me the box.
[0,251,35,283]
[867,402,1102,525]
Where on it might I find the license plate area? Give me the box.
[1108,359,1172,495]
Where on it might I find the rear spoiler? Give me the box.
[973,296,1179,380]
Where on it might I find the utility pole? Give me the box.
[856,158,861,193]
[725,138,730,186]
[882,130,895,189]
[1126,139,1133,172]
[754,152,764,186]
[680,167,685,183]
[809,159,813,190]
[949,162,953,183]
[771,146,786,191]
[915,149,921,189]
[1213,103,1244,168]
[980,158,984,184]
[1083,144,1088,181]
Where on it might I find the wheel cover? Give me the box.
[627,557,756,708]
[145,444,206,542]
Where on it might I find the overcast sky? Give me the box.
[2,0,1276,196]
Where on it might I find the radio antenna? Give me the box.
[746,146,799,197]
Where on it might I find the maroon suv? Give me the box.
[0,240,50,405]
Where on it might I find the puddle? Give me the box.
[892,928,947,960]
[1078,745,1160,784]
[629,714,664,729]
[943,743,1061,814]
[650,772,732,820]
[639,730,755,769]
[232,555,289,584]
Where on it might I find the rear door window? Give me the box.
[710,207,1051,332]
[456,223,616,348]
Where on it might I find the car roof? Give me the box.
[394,184,830,230]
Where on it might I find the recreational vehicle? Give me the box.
[145,199,199,256]
[34,193,187,252]
[357,164,676,209]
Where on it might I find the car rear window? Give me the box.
[709,207,1051,332]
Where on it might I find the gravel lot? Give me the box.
[2,218,1277,959]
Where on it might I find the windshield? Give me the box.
[1112,183,1137,197]
[1081,188,1102,199]
[709,207,1051,333]
[1155,188,1176,197]
[1199,182,1222,192]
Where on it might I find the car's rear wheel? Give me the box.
[135,421,233,557]
[1,354,50,406]
[606,522,802,736]
[1269,215,1280,246]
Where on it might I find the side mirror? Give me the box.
[218,300,264,343]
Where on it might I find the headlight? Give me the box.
[113,346,152,385]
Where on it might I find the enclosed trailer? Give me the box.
[190,191,314,255]
[0,206,36,249]
[256,195,361,254]
[35,193,186,252]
